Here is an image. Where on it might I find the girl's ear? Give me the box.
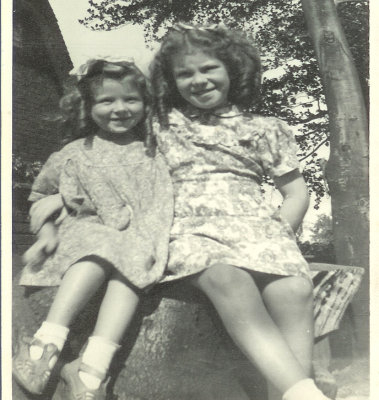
[144,104,152,116]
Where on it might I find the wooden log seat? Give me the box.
[12,262,364,400]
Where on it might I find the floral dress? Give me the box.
[19,135,173,290]
[156,108,310,282]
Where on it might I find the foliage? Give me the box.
[79,0,368,208]
[309,213,333,244]
[12,155,43,188]
[298,214,335,263]
[298,240,336,263]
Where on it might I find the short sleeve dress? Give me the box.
[156,108,310,282]
[20,135,174,290]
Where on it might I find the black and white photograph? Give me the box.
[2,0,374,399]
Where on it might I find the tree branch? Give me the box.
[296,111,328,124]
[299,138,329,161]
[335,0,368,4]
[296,129,328,139]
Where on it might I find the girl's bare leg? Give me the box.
[46,258,111,326]
[77,270,140,389]
[190,264,308,394]
[92,270,140,343]
[13,257,111,393]
[262,276,314,400]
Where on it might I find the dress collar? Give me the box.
[180,104,243,124]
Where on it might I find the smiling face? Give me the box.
[90,76,145,139]
[171,51,231,110]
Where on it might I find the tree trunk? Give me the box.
[301,0,369,353]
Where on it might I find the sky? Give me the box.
[49,0,157,73]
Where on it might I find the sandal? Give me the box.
[12,336,59,395]
[52,358,109,400]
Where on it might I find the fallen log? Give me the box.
[12,262,364,400]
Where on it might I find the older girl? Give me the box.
[150,23,329,400]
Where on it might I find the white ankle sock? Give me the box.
[31,321,69,368]
[79,336,120,389]
[283,378,331,400]
[34,321,69,351]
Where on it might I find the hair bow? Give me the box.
[172,22,219,33]
[69,56,135,80]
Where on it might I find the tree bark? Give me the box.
[301,0,369,353]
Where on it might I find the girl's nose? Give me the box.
[113,100,129,113]
[192,72,207,86]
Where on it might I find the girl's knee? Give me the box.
[67,257,113,282]
[196,264,253,297]
[284,277,313,303]
[81,256,113,273]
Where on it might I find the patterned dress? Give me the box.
[157,108,310,282]
[20,135,173,290]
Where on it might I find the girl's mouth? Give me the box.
[111,118,129,122]
[192,88,215,96]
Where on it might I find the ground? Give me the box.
[334,357,370,400]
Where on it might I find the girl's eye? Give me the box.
[176,71,192,79]
[96,98,113,104]
[203,65,218,72]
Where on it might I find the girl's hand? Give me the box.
[29,194,64,233]
[55,207,68,225]
[22,239,54,270]
[23,222,59,269]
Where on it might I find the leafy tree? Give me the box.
[80,0,368,210]
[309,214,334,245]
[298,214,335,263]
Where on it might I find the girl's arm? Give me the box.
[23,221,59,269]
[29,193,64,234]
[274,169,310,233]
[28,147,76,232]
[23,147,73,267]
[24,195,66,268]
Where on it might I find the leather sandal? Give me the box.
[12,336,59,395]
[52,358,109,400]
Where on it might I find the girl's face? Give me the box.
[171,51,230,110]
[90,76,144,137]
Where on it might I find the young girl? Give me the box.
[12,59,173,399]
[149,23,331,400]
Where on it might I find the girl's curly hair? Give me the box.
[59,59,155,155]
[150,24,262,128]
